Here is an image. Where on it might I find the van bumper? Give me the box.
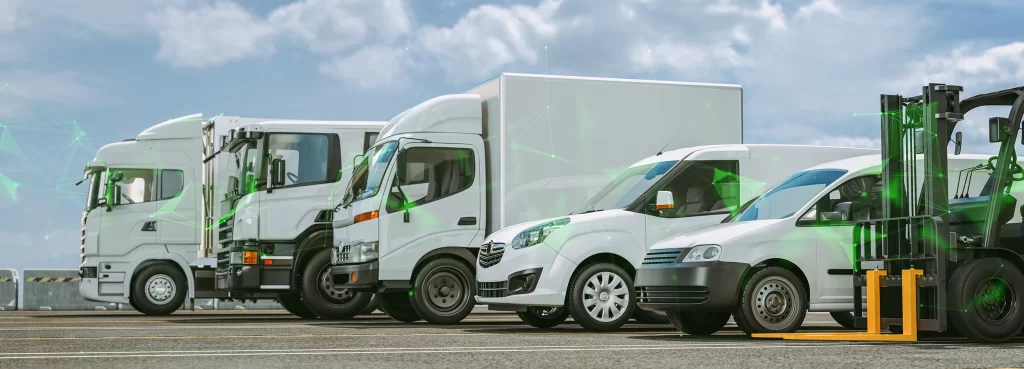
[330,261,379,291]
[634,261,748,312]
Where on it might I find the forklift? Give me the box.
[754,83,1024,343]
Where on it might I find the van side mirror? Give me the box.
[270,159,286,187]
[226,176,239,196]
[648,191,674,213]
[954,131,962,155]
[990,117,1010,143]
[914,129,925,155]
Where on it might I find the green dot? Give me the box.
[408,290,414,296]
[48,291,53,296]
[544,45,548,49]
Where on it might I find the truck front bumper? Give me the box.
[215,262,292,294]
[634,261,748,312]
[329,261,379,290]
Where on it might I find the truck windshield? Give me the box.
[230,142,259,196]
[346,141,399,203]
[733,169,848,222]
[576,160,678,214]
[84,169,106,211]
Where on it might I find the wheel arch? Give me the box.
[411,247,477,281]
[125,253,195,299]
[747,258,810,297]
[291,227,334,282]
[568,253,637,293]
[969,248,1024,276]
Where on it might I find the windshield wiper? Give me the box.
[577,209,604,215]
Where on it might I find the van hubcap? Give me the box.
[582,272,628,323]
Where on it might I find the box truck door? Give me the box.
[643,158,746,249]
[98,168,159,254]
[378,143,482,258]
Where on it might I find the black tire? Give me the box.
[278,293,319,319]
[633,308,670,324]
[517,306,570,328]
[566,263,637,332]
[379,292,422,322]
[830,312,857,329]
[299,248,373,320]
[128,297,140,312]
[130,263,187,316]
[666,311,730,335]
[947,257,1024,343]
[409,258,476,325]
[733,267,807,334]
[360,293,381,315]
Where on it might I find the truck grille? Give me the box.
[477,281,508,298]
[477,242,505,268]
[637,286,710,305]
[641,249,684,265]
[336,245,351,263]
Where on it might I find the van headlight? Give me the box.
[358,241,379,262]
[510,218,571,250]
[681,245,721,262]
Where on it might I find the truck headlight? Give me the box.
[681,245,721,262]
[510,218,570,250]
[359,241,379,262]
[230,251,258,265]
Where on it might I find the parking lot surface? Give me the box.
[1,310,1023,369]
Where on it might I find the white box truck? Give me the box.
[79,114,271,315]
[205,119,387,319]
[328,73,744,324]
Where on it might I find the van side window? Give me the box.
[649,160,740,218]
[159,170,185,200]
[265,133,331,187]
[386,147,475,212]
[799,175,882,225]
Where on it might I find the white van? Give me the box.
[474,144,877,331]
[634,154,1013,335]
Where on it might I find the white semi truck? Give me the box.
[79,114,270,315]
[204,119,386,319]
[327,73,745,324]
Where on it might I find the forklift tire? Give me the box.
[360,293,381,315]
[130,263,187,316]
[278,293,319,319]
[299,249,373,320]
[633,308,670,324]
[517,307,570,328]
[830,312,857,329]
[947,257,1024,343]
[666,311,730,335]
[379,292,421,323]
[566,263,637,332]
[732,267,807,335]
[409,258,476,325]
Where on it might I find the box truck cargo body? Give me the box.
[329,73,744,324]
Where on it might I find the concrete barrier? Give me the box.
[22,269,118,311]
[0,269,17,311]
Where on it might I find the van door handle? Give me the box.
[142,221,157,232]
[458,217,477,226]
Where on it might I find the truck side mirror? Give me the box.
[990,117,1010,143]
[226,176,239,196]
[110,185,123,209]
[649,191,674,213]
[110,171,124,183]
[270,159,286,187]
[914,129,925,155]
[950,130,958,154]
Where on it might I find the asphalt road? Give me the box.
[0,310,1023,369]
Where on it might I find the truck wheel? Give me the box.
[947,257,1024,343]
[130,263,186,316]
[566,263,636,332]
[379,292,421,322]
[517,306,570,328]
[633,308,670,324]
[278,294,319,319]
[299,249,373,320]
[830,312,857,329]
[410,258,475,325]
[733,267,807,334]
[360,293,381,315]
[666,311,730,335]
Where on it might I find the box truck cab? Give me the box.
[634,154,1014,335]
[78,114,263,315]
[208,119,385,319]
[329,73,745,325]
[474,144,877,331]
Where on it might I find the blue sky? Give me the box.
[1,0,1023,272]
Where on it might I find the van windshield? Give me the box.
[576,160,678,214]
[733,169,847,222]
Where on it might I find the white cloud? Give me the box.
[0,0,23,33]
[892,41,1024,94]
[796,0,840,19]
[417,0,562,82]
[0,71,106,108]
[706,0,786,31]
[732,24,751,45]
[147,1,275,68]
[319,46,412,89]
[268,0,412,55]
[810,136,881,149]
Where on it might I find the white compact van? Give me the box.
[474,144,877,331]
[634,154,1018,335]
